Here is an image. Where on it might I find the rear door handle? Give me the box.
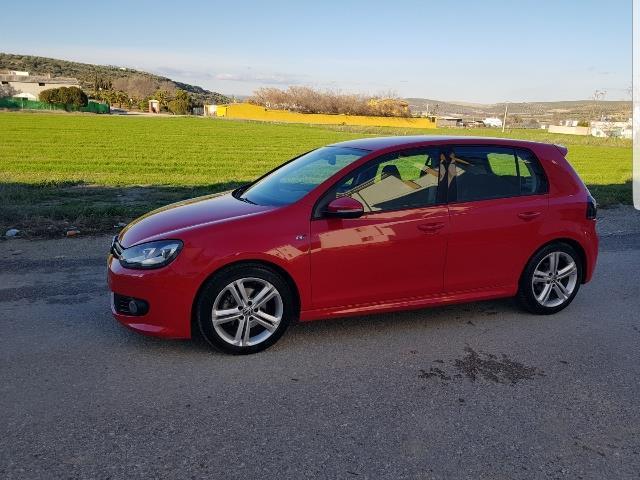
[418,222,445,233]
[517,211,541,221]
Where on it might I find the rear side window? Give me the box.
[449,146,547,202]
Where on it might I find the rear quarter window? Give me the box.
[516,148,548,195]
[450,145,548,202]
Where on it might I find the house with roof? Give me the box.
[0,71,81,101]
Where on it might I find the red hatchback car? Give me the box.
[108,136,598,354]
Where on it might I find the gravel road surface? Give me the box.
[1,207,639,479]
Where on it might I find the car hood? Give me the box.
[118,192,273,247]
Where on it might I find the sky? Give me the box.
[1,0,632,103]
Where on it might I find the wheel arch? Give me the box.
[520,237,588,285]
[190,259,302,337]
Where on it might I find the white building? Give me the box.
[204,104,218,116]
[590,119,632,139]
[483,117,503,128]
[0,71,80,101]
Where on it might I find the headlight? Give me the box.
[118,240,183,269]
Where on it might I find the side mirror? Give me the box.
[324,197,364,219]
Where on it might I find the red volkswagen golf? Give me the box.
[108,136,598,354]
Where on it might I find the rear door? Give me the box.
[444,145,549,292]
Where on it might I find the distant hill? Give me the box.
[0,53,230,105]
[1,53,630,120]
[406,97,632,122]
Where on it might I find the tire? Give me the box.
[517,242,583,315]
[196,264,295,354]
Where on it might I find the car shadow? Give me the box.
[116,297,521,357]
[289,298,519,337]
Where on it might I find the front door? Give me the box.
[309,147,449,309]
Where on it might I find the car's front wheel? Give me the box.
[517,243,583,314]
[196,264,295,354]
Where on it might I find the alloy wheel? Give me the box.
[211,277,283,347]
[531,251,578,308]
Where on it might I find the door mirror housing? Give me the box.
[324,197,364,219]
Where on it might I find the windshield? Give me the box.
[238,146,368,206]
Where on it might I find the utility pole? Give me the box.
[591,89,606,122]
[502,102,508,133]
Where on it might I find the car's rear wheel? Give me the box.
[517,243,582,314]
[196,264,294,354]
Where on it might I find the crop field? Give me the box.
[0,112,632,236]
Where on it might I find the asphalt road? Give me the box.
[1,216,639,479]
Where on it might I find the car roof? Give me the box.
[329,135,548,152]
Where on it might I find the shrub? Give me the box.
[64,87,89,107]
[39,88,60,104]
[39,86,88,107]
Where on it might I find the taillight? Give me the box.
[586,195,597,220]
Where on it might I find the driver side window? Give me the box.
[334,148,443,213]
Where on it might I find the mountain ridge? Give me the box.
[0,53,631,120]
[406,97,631,121]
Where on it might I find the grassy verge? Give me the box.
[0,182,241,236]
[0,112,632,237]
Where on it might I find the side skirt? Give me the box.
[299,285,516,322]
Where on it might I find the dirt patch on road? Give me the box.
[420,347,545,385]
[418,367,452,381]
[454,347,545,384]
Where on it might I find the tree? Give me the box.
[526,118,540,129]
[168,89,192,115]
[93,89,115,106]
[92,74,112,96]
[112,75,157,99]
[0,84,17,98]
[248,86,410,117]
[137,97,148,111]
[152,89,170,109]
[113,90,129,108]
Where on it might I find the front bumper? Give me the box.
[107,255,194,339]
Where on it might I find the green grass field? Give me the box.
[0,112,632,236]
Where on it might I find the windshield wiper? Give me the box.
[237,194,257,205]
[231,185,256,204]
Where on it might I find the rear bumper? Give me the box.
[107,256,193,339]
[583,221,599,283]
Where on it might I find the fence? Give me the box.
[215,103,437,129]
[0,98,110,114]
[547,125,590,136]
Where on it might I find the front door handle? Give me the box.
[418,222,445,233]
[517,211,541,221]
